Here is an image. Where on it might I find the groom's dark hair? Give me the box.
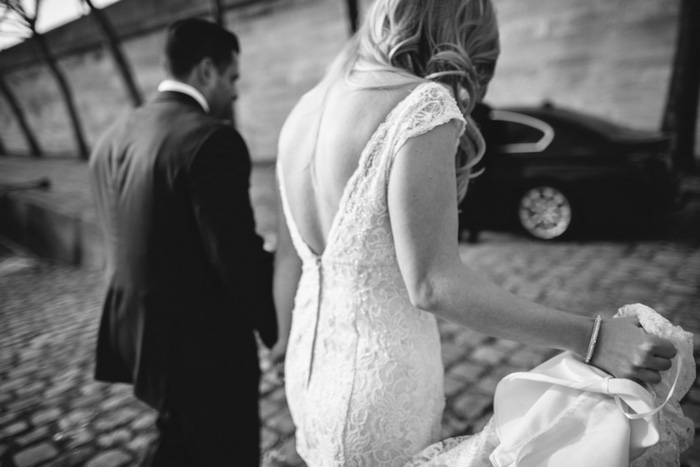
[165,17,240,79]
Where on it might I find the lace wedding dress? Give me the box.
[278,81,466,466]
[277,81,695,466]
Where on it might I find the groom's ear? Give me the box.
[196,57,218,86]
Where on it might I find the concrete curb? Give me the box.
[0,193,104,269]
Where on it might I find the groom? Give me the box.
[89,18,277,466]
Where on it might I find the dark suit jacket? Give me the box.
[89,91,277,413]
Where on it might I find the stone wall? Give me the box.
[487,0,692,136]
[0,0,698,162]
[0,0,354,161]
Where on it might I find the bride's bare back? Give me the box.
[277,75,417,256]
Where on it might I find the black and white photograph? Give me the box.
[0,0,698,466]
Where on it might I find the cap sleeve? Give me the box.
[391,81,467,155]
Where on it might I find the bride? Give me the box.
[270,0,679,465]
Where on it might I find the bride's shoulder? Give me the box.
[278,85,325,151]
[283,85,325,123]
[380,80,459,117]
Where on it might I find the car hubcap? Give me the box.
[518,186,572,239]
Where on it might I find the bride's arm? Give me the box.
[270,174,303,364]
[388,121,675,384]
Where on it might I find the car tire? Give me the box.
[517,184,575,240]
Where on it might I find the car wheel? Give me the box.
[517,185,574,240]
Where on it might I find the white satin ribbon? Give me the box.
[490,350,681,467]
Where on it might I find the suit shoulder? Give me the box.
[89,108,139,162]
[186,122,251,173]
[155,113,234,161]
[199,122,246,149]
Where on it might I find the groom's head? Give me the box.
[164,18,240,119]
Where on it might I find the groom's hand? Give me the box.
[269,338,288,366]
[260,340,286,383]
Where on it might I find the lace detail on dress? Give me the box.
[391,83,466,153]
[404,418,499,467]
[280,81,467,466]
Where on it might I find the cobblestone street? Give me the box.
[1,176,700,466]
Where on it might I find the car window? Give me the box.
[545,119,607,154]
[497,121,543,144]
[555,121,605,142]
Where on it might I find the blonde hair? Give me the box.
[331,0,500,201]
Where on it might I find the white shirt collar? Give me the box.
[157,80,210,113]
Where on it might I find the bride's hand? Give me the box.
[590,316,676,384]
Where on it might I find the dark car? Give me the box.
[459,102,682,241]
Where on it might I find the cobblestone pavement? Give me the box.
[2,182,700,466]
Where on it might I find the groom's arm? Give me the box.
[188,125,278,348]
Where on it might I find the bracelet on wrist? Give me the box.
[584,315,602,364]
